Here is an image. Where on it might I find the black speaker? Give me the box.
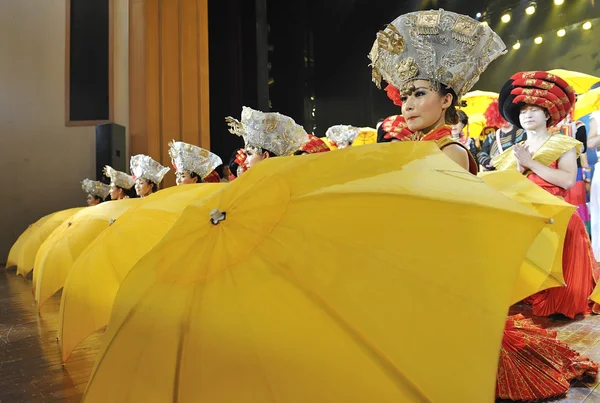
[96,123,127,182]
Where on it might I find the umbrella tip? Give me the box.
[547,218,555,225]
[210,209,227,225]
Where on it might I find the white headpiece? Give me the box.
[225,106,309,156]
[168,141,223,179]
[130,154,170,185]
[325,125,361,146]
[103,166,135,190]
[368,9,506,98]
[81,179,110,199]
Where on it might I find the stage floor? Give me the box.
[2,265,600,402]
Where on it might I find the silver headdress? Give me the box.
[325,125,361,147]
[225,106,309,156]
[168,141,223,179]
[81,179,110,199]
[368,9,506,98]
[103,166,135,190]
[130,154,170,185]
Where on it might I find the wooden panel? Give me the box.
[197,0,210,150]
[128,0,210,186]
[129,0,148,157]
[180,0,200,147]
[144,0,162,163]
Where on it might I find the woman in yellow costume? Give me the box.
[168,141,223,185]
[81,179,110,206]
[103,165,136,200]
[130,154,170,198]
[225,106,309,170]
[370,10,597,401]
[493,72,599,319]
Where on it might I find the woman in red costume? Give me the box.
[370,12,598,400]
[493,71,599,319]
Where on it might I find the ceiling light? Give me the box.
[554,0,564,5]
[583,21,592,30]
[512,41,521,50]
[501,13,511,23]
[557,29,566,37]
[534,36,543,44]
[525,4,536,15]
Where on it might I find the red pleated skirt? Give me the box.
[526,213,599,318]
[496,314,598,401]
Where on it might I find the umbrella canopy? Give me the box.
[547,69,600,94]
[465,113,488,138]
[460,91,498,117]
[58,183,225,362]
[16,207,84,277]
[33,199,141,308]
[82,142,547,403]
[574,87,600,120]
[6,213,54,268]
[352,127,377,146]
[480,170,575,303]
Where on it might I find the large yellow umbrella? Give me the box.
[461,90,498,117]
[480,170,575,303]
[574,87,600,120]
[33,198,141,308]
[6,213,54,268]
[16,207,83,278]
[465,113,488,138]
[82,142,547,403]
[548,69,600,94]
[58,183,225,362]
[352,127,377,146]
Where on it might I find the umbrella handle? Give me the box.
[210,209,227,225]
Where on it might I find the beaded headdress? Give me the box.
[369,9,506,99]
[225,106,309,156]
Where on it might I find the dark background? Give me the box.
[69,0,109,122]
[207,0,600,162]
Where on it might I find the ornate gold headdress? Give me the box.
[168,141,223,180]
[103,166,135,190]
[368,9,506,99]
[130,154,170,185]
[225,106,309,156]
[81,179,110,199]
[325,125,361,147]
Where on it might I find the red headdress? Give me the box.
[384,84,403,107]
[203,170,221,183]
[299,135,331,154]
[484,99,507,128]
[498,71,576,128]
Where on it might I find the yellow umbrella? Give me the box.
[82,142,546,403]
[548,69,600,94]
[33,199,141,308]
[465,113,488,138]
[16,207,84,278]
[574,87,600,120]
[6,213,54,268]
[480,170,575,303]
[460,90,498,118]
[58,183,225,362]
[352,127,377,146]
